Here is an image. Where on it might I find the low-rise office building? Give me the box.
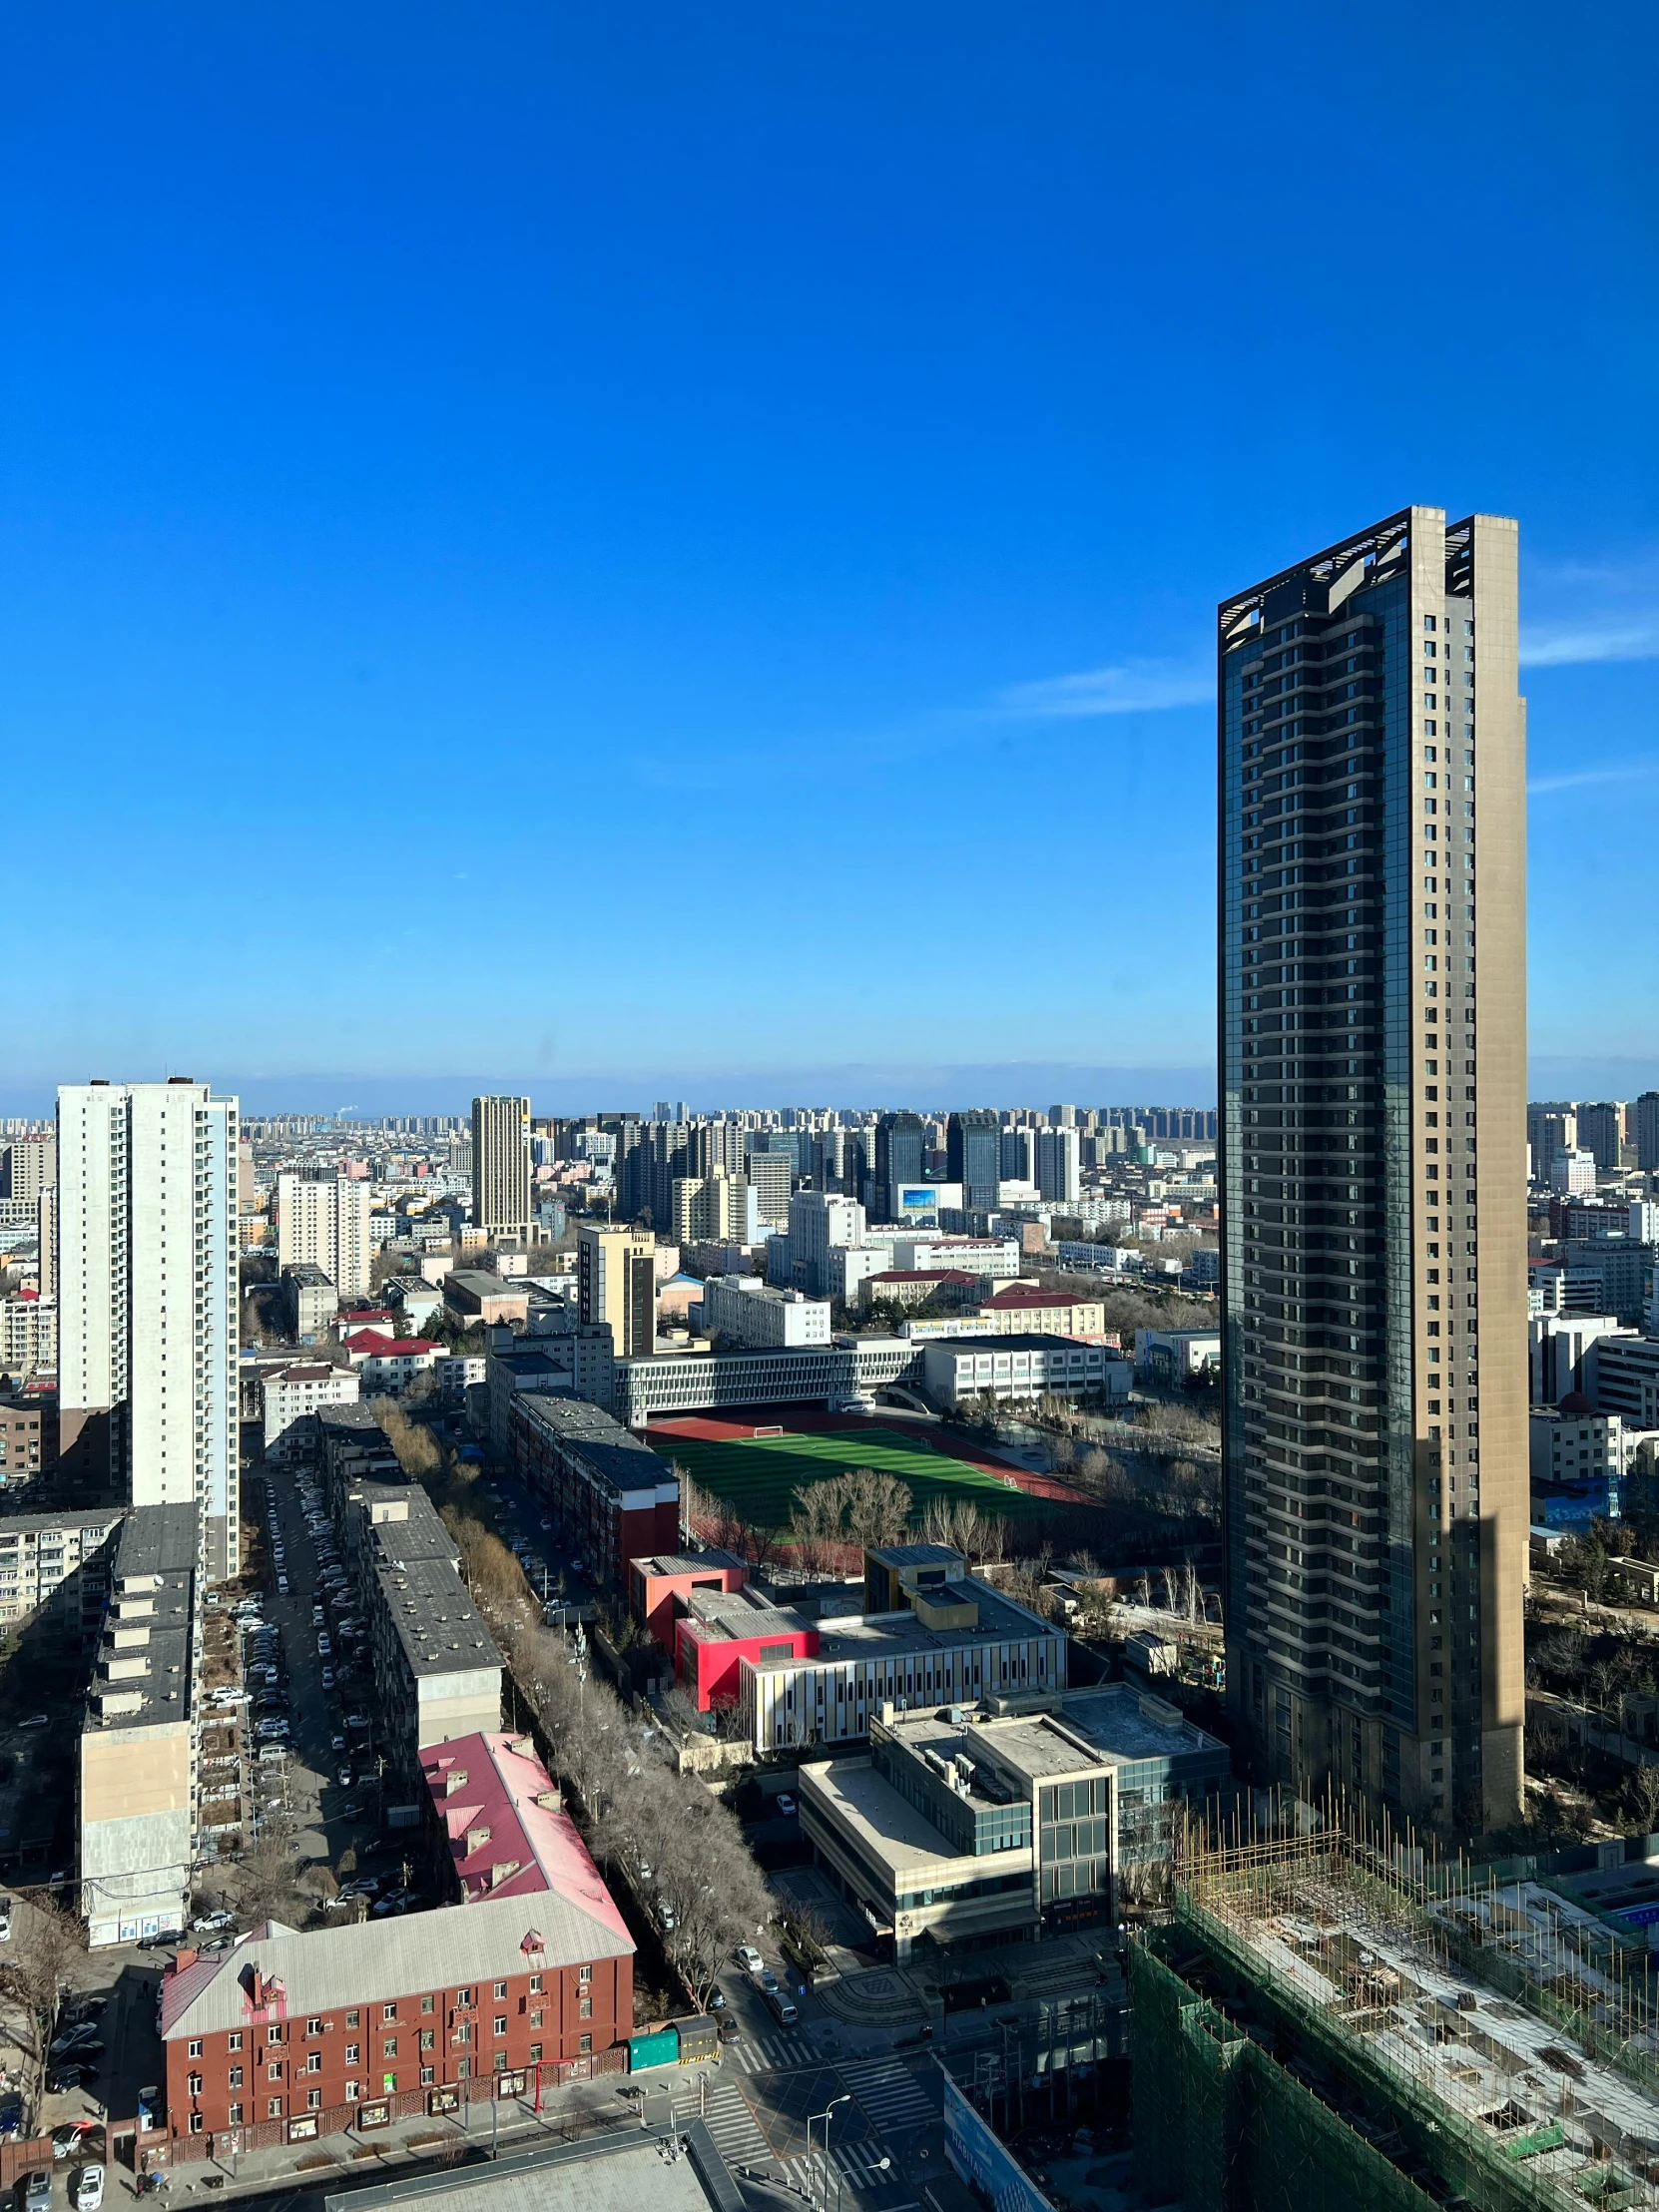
[435,1353,487,1399]
[80,1502,200,1947]
[445,1270,531,1327]
[161,1737,632,2150]
[609,1336,924,1426]
[1133,1328,1221,1382]
[699,1274,832,1349]
[859,1270,981,1315]
[702,1545,1066,1754]
[798,1682,1229,1959]
[799,1704,1113,1959]
[511,1394,679,1592]
[384,1277,445,1331]
[920,1334,1131,1410]
[263,1364,360,1461]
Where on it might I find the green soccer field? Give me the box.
[647,1424,1038,1532]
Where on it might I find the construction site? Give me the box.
[1131,1817,1659,2212]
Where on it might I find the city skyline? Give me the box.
[3,8,1656,1085]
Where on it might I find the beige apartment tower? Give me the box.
[576,1223,656,1359]
[470,1094,532,1243]
[1219,508,1526,1833]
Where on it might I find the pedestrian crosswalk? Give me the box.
[668,2077,774,2172]
[840,2057,937,2133]
[725,2031,820,2075]
[779,2143,904,2197]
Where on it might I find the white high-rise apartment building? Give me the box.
[58,1080,241,1579]
[276,1172,374,1298]
[1035,1126,1081,1204]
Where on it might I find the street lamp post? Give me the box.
[807,2094,851,2212]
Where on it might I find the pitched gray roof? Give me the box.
[163,1888,632,2041]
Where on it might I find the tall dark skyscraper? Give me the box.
[1219,507,1526,1833]
[946,1110,1001,1213]
[873,1112,926,1221]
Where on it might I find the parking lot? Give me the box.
[237,1460,430,1926]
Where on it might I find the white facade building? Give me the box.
[276,1171,375,1298]
[920,1334,1132,1410]
[778,1192,866,1297]
[263,1362,360,1460]
[700,1274,832,1349]
[59,1081,241,1580]
[890,1236,1022,1281]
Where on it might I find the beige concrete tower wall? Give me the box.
[1469,515,1527,1827]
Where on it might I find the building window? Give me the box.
[494,2016,507,2038]
[529,2010,544,2031]
[579,2034,592,2054]
[189,2115,204,2137]
[345,2044,359,2065]
[306,2017,323,2038]
[383,2037,398,2059]
[494,1981,507,2000]
[421,1994,435,2015]
[228,2034,243,2052]
[457,2059,471,2081]
[268,2062,283,2082]
[579,1997,592,2019]
[188,2040,203,2059]
[228,2105,243,2126]
[305,2053,321,2074]
[382,2004,398,2022]
[228,2068,244,2091]
[306,2089,322,2111]
[529,1974,543,1994]
[268,2099,283,2120]
[345,2082,360,2103]
[457,1988,474,2009]
[420,2029,434,2051]
[268,2025,283,2044]
[187,2073,203,2097]
[419,2066,434,2087]
[346,2010,360,2029]
[578,1965,592,1983]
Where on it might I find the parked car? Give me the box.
[51,2123,96,2160]
[775,1794,797,1819]
[74,2167,104,2212]
[45,2065,87,2094]
[734,1944,764,1975]
[192,1911,234,1933]
[19,1715,47,1730]
[23,2169,52,2212]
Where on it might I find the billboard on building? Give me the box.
[894,1186,938,1217]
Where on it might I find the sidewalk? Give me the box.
[141,2079,645,2200]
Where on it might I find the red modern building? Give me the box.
[630,1550,747,1653]
[161,1732,633,2156]
[675,1586,819,1713]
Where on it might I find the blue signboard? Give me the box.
[940,2066,1055,2212]
[896,1186,937,1215]
[1616,1901,1659,1928]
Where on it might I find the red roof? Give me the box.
[423,1733,632,1938]
[342,1331,437,1358]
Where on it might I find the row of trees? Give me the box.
[367,1407,777,2017]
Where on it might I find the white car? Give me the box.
[75,2165,105,2212]
[735,1944,765,1976]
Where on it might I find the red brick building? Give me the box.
[161,1732,633,2154]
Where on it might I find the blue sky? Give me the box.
[3,2,1657,1114]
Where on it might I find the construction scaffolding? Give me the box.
[1132,1815,1659,2212]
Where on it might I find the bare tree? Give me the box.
[1,1896,85,2074]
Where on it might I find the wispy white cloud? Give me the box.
[1520,620,1659,668]
[1527,760,1659,796]
[989,658,1213,720]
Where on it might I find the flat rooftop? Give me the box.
[800,1755,1028,1886]
[322,2129,739,2212]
